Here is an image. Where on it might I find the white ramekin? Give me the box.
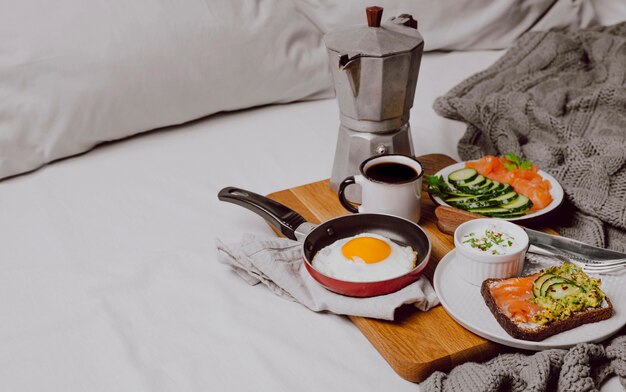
[453,218,529,286]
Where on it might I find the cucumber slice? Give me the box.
[448,168,478,185]
[437,183,471,197]
[452,198,499,210]
[545,282,585,300]
[471,180,496,195]
[480,182,510,198]
[501,195,534,213]
[462,184,507,199]
[533,273,556,297]
[445,193,494,202]
[445,190,472,197]
[442,193,474,199]
[428,185,466,199]
[466,193,496,201]
[490,191,519,205]
[488,212,526,219]
[539,276,568,297]
[499,184,514,193]
[444,196,475,203]
[450,199,502,209]
[467,207,510,215]
[484,181,501,194]
[428,184,463,199]
[456,175,486,192]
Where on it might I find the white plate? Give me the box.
[431,161,564,222]
[433,249,626,350]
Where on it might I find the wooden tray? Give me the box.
[266,154,507,382]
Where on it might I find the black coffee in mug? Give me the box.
[338,154,424,221]
[365,162,419,184]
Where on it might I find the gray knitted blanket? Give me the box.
[434,23,626,252]
[420,335,626,392]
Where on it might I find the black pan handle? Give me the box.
[218,187,307,240]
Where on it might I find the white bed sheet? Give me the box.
[1,50,621,391]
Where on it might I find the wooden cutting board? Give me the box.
[266,154,510,382]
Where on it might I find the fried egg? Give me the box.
[311,233,417,282]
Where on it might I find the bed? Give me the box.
[2,1,624,390]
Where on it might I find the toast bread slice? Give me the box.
[481,277,613,341]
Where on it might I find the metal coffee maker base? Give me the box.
[330,123,414,203]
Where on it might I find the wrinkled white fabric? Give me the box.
[216,235,439,320]
[0,0,332,179]
[1,49,623,392]
[0,0,609,180]
[295,0,596,51]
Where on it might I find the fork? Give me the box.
[529,243,626,274]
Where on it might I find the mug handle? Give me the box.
[338,176,360,213]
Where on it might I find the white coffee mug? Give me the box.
[338,154,424,223]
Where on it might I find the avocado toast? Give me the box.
[481,264,613,341]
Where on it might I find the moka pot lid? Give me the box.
[323,7,423,58]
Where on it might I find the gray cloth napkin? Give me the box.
[420,335,626,392]
[433,22,626,252]
[216,234,439,320]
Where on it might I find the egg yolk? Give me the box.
[341,237,391,264]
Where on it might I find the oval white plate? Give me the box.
[433,249,626,350]
[431,162,564,222]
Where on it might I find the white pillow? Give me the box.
[587,0,626,25]
[0,0,333,179]
[295,0,595,51]
[2,0,617,180]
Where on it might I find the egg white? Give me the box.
[311,233,417,282]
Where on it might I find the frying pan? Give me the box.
[218,187,431,297]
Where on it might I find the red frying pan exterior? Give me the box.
[303,251,430,297]
[218,187,431,298]
[299,213,431,297]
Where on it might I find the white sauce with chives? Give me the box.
[462,226,516,255]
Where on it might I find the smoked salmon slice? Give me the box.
[490,274,541,323]
[466,155,553,211]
